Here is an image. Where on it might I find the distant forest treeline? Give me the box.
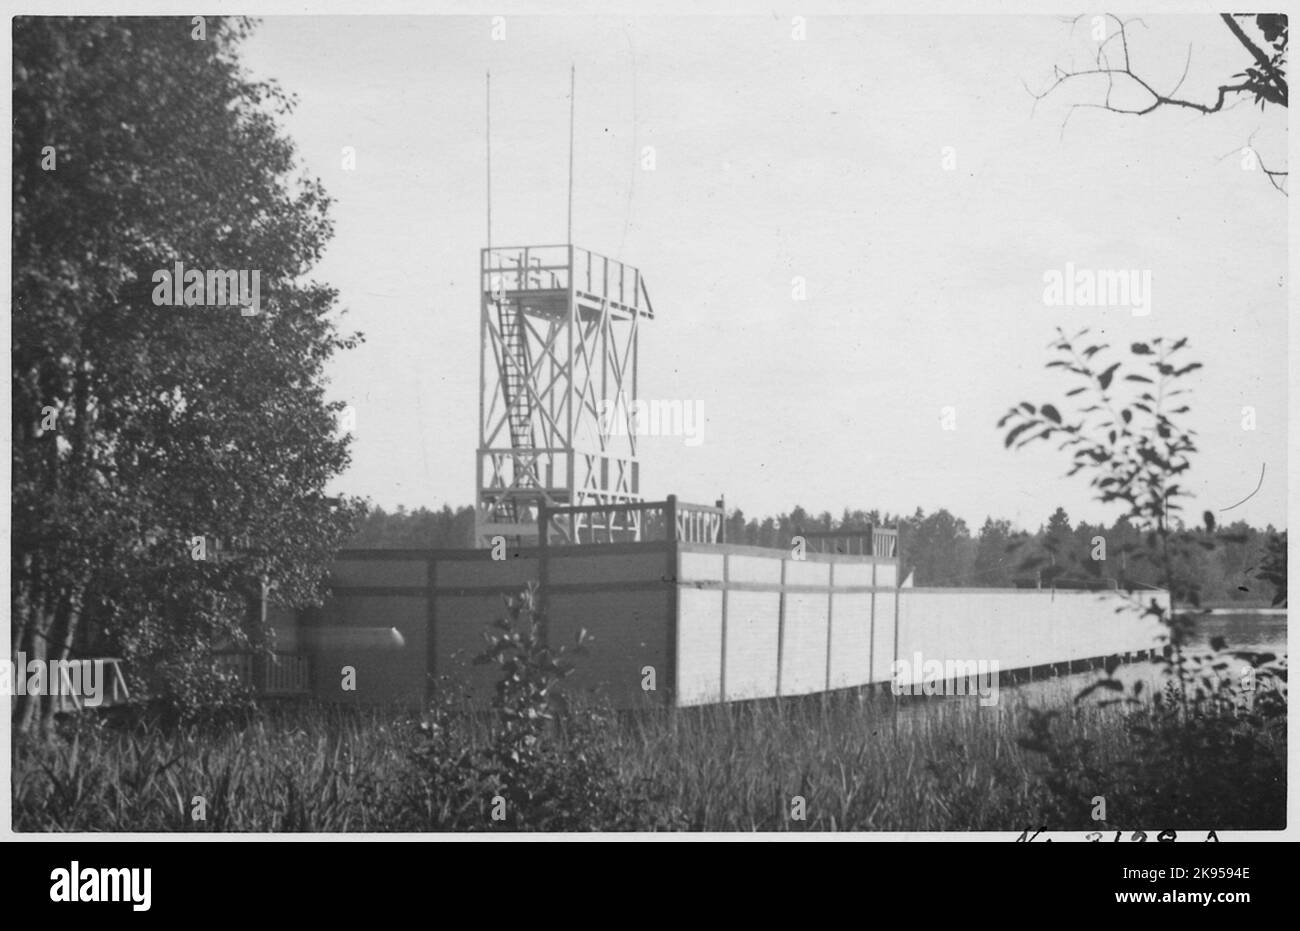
[348,504,1285,607]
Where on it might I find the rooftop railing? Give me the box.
[799,527,899,558]
[482,245,653,317]
[538,495,724,546]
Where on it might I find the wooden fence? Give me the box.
[214,652,312,696]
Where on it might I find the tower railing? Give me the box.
[799,527,899,558]
[538,495,724,546]
[482,245,653,318]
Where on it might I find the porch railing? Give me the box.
[48,657,132,713]
[215,652,312,696]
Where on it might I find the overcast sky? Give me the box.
[241,14,1288,532]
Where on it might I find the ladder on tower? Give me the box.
[495,298,537,523]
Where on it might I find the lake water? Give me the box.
[880,611,1287,714]
[1193,611,1288,653]
[1011,611,1287,708]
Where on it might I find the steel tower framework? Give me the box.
[476,243,653,546]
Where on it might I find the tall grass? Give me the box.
[13,684,1284,832]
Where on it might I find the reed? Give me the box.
[12,684,1284,832]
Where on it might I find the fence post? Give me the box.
[893,524,902,678]
[670,494,681,707]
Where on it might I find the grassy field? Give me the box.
[12,682,1286,832]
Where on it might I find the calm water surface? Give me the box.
[1009,611,1286,708]
[882,612,1286,714]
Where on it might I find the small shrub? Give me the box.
[1003,331,1287,830]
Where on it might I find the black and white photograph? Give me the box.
[3,0,1295,890]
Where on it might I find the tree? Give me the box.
[349,505,477,548]
[999,330,1203,612]
[12,17,361,732]
[1255,530,1288,607]
[902,508,973,586]
[1029,14,1288,193]
[1043,506,1075,580]
[973,517,1015,587]
[781,505,811,549]
[997,330,1284,685]
[725,507,748,546]
[1045,507,1072,538]
[1003,331,1285,826]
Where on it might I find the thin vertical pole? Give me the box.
[720,552,729,703]
[481,72,495,548]
[426,555,437,704]
[825,563,834,693]
[892,524,902,738]
[893,526,902,661]
[777,556,787,700]
[483,73,493,549]
[868,554,876,687]
[665,495,679,704]
[567,64,575,246]
[537,500,549,646]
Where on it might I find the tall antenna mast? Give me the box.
[486,70,492,251]
[475,66,655,547]
[567,64,575,245]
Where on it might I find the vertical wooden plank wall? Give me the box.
[672,542,1166,708]
[311,544,1167,709]
[312,552,431,705]
[318,543,675,708]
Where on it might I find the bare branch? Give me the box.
[1027,16,1286,117]
[1214,131,1289,196]
[1166,44,1193,101]
[1027,14,1288,193]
